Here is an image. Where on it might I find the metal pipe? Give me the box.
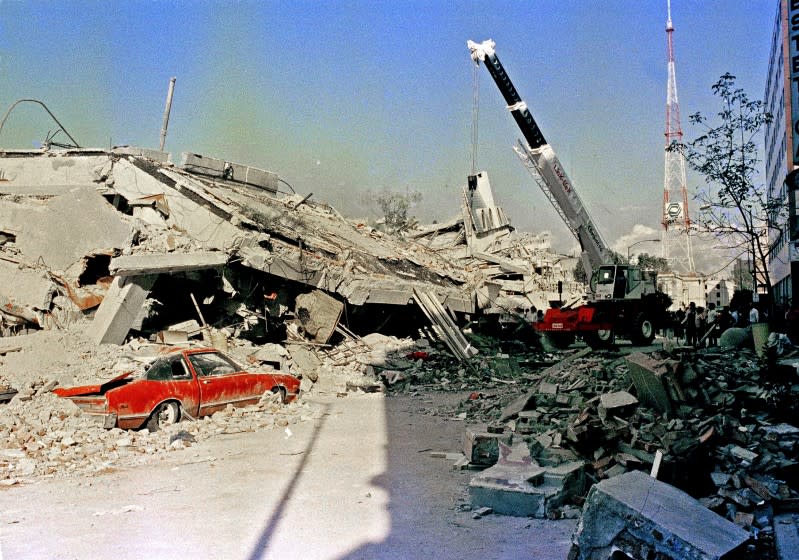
[159,77,177,151]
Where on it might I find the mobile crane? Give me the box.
[468,39,670,348]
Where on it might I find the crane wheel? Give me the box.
[584,329,614,349]
[631,313,655,345]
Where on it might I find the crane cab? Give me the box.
[590,265,654,302]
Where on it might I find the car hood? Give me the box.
[53,371,134,397]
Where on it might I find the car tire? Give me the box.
[146,401,181,432]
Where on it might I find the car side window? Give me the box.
[146,356,192,381]
[170,358,191,379]
[188,353,239,377]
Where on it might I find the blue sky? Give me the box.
[0,1,776,254]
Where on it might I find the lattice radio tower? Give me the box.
[661,0,695,274]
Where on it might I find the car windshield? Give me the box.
[596,266,616,285]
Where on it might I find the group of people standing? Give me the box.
[670,301,761,348]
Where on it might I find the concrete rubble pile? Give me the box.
[384,340,798,557]
[0,146,575,356]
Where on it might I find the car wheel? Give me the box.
[272,386,288,404]
[146,401,181,432]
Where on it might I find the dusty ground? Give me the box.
[0,390,576,560]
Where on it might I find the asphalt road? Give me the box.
[0,392,576,560]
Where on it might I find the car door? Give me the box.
[187,351,251,416]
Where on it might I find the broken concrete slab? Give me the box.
[597,391,638,422]
[624,352,678,414]
[286,344,322,382]
[15,186,133,272]
[571,470,749,560]
[469,441,584,518]
[774,512,799,560]
[86,275,156,345]
[0,260,56,323]
[109,251,227,276]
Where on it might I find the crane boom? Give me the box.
[467,39,611,275]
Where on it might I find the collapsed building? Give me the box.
[0,146,578,355]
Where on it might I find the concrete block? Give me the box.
[598,391,638,422]
[469,442,585,518]
[463,425,511,466]
[295,290,344,344]
[571,470,749,560]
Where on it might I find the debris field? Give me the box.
[0,146,797,559]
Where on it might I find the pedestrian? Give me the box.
[682,302,697,347]
[674,307,685,341]
[705,303,718,347]
[695,306,706,347]
[749,303,760,325]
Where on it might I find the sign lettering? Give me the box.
[790,0,799,164]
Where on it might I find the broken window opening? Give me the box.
[102,193,132,215]
[78,254,112,287]
[0,231,16,245]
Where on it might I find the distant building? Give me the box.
[705,278,733,310]
[658,273,707,310]
[657,273,732,311]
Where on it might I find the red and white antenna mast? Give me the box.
[662,0,695,273]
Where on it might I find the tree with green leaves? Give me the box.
[634,252,670,273]
[671,73,776,307]
[372,190,422,235]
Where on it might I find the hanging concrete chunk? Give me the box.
[570,470,749,560]
[0,261,56,324]
[86,275,156,345]
[295,290,344,344]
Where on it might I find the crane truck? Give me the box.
[468,39,671,348]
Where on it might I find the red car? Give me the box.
[53,347,300,430]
